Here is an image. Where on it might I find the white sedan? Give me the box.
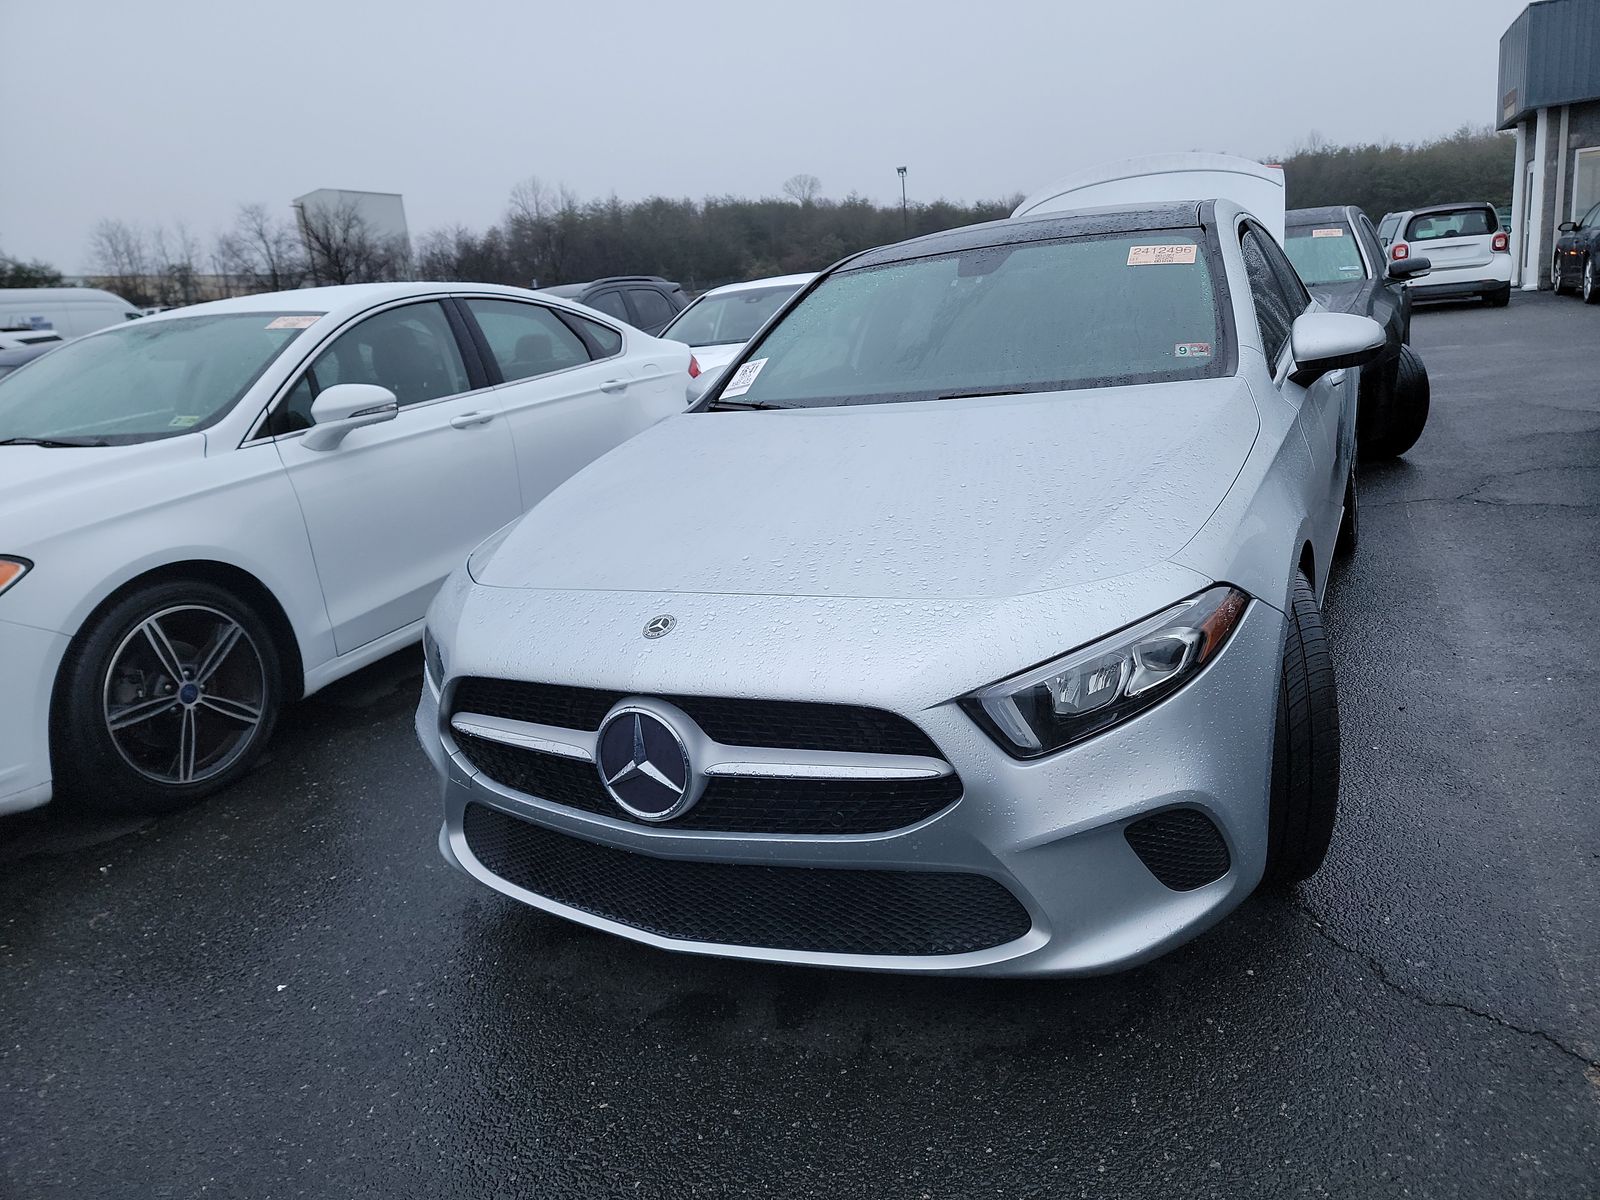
[659,273,815,399]
[0,282,692,815]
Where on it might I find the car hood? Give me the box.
[477,377,1259,601]
[0,436,205,543]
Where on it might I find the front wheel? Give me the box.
[53,579,283,813]
[1584,258,1599,305]
[1362,345,1430,460]
[1552,253,1569,295]
[1262,572,1340,886]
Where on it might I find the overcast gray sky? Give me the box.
[1,0,1529,273]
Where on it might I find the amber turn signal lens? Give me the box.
[0,557,30,595]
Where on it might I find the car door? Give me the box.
[455,296,682,510]
[272,298,522,655]
[1239,222,1349,566]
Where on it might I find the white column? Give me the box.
[1524,107,1550,290]
[1510,121,1528,287]
[1553,106,1571,225]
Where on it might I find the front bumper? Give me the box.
[0,618,69,815]
[420,599,1287,977]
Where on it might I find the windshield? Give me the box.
[661,283,803,347]
[709,233,1226,409]
[0,312,314,445]
[1284,223,1367,286]
[1405,207,1495,242]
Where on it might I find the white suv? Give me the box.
[1377,203,1512,306]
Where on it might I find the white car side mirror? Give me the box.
[1288,312,1385,387]
[301,383,399,451]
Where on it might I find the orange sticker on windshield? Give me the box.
[1127,244,1198,265]
[266,315,320,330]
[1311,227,1344,238]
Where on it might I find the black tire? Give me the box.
[1262,572,1340,886]
[1584,257,1599,305]
[1484,284,1511,308]
[1336,457,1358,558]
[1552,253,1569,296]
[52,579,283,814]
[1362,344,1429,459]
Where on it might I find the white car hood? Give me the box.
[0,437,205,545]
[477,377,1258,601]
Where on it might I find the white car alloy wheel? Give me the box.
[1585,258,1598,304]
[1552,253,1566,294]
[101,604,268,785]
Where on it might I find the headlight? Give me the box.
[423,627,446,693]
[0,556,31,597]
[466,518,520,582]
[962,586,1250,758]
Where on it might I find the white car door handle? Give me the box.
[599,379,628,394]
[449,411,495,429]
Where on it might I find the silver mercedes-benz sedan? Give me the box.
[417,197,1385,976]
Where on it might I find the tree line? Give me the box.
[0,126,1520,305]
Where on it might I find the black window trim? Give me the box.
[1237,217,1307,372]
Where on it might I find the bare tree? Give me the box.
[88,219,154,307]
[506,175,579,285]
[149,222,203,306]
[783,174,822,205]
[296,197,411,285]
[216,203,307,294]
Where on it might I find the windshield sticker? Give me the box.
[1127,244,1197,266]
[1312,228,1345,238]
[168,414,202,428]
[1174,342,1213,359]
[266,315,319,330]
[721,357,768,398]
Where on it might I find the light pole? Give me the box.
[897,166,908,236]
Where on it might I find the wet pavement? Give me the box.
[3,293,1597,1198]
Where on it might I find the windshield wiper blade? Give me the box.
[936,388,1027,401]
[0,436,109,447]
[707,400,783,411]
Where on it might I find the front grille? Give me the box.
[463,802,1031,956]
[455,730,961,834]
[451,678,944,758]
[1124,808,1231,891]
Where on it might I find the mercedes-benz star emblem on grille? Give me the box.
[643,614,676,639]
[595,708,694,821]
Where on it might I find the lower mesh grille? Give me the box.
[463,803,1031,956]
[1124,808,1231,891]
[454,730,962,835]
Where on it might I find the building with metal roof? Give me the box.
[1499,0,1600,289]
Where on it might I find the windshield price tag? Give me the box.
[1127,244,1197,266]
[721,357,767,398]
[1312,228,1344,238]
[266,315,319,330]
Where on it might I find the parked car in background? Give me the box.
[1376,203,1512,306]
[1552,198,1600,302]
[0,282,694,817]
[0,287,143,338]
[537,276,689,334]
[0,324,64,379]
[420,196,1385,977]
[1284,206,1432,457]
[659,272,815,398]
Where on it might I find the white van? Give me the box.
[0,287,143,339]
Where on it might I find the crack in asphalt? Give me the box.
[1367,465,1600,510]
[1291,901,1600,1072]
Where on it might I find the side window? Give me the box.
[1259,231,1311,315]
[464,298,590,382]
[569,313,623,357]
[275,301,471,433]
[585,290,631,322]
[1239,227,1297,365]
[1583,201,1600,230]
[627,287,676,331]
[1377,214,1400,246]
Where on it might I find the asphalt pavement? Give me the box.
[2,292,1597,1199]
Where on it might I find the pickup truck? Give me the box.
[1284,205,1432,458]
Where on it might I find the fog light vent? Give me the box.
[1124,808,1230,891]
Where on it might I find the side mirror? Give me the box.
[1558,221,1577,232]
[301,383,398,451]
[1388,255,1432,280]
[1288,312,1386,387]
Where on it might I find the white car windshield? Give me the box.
[0,312,315,446]
[661,284,802,347]
[710,233,1227,409]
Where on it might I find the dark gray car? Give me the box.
[537,276,688,335]
[1285,205,1432,458]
